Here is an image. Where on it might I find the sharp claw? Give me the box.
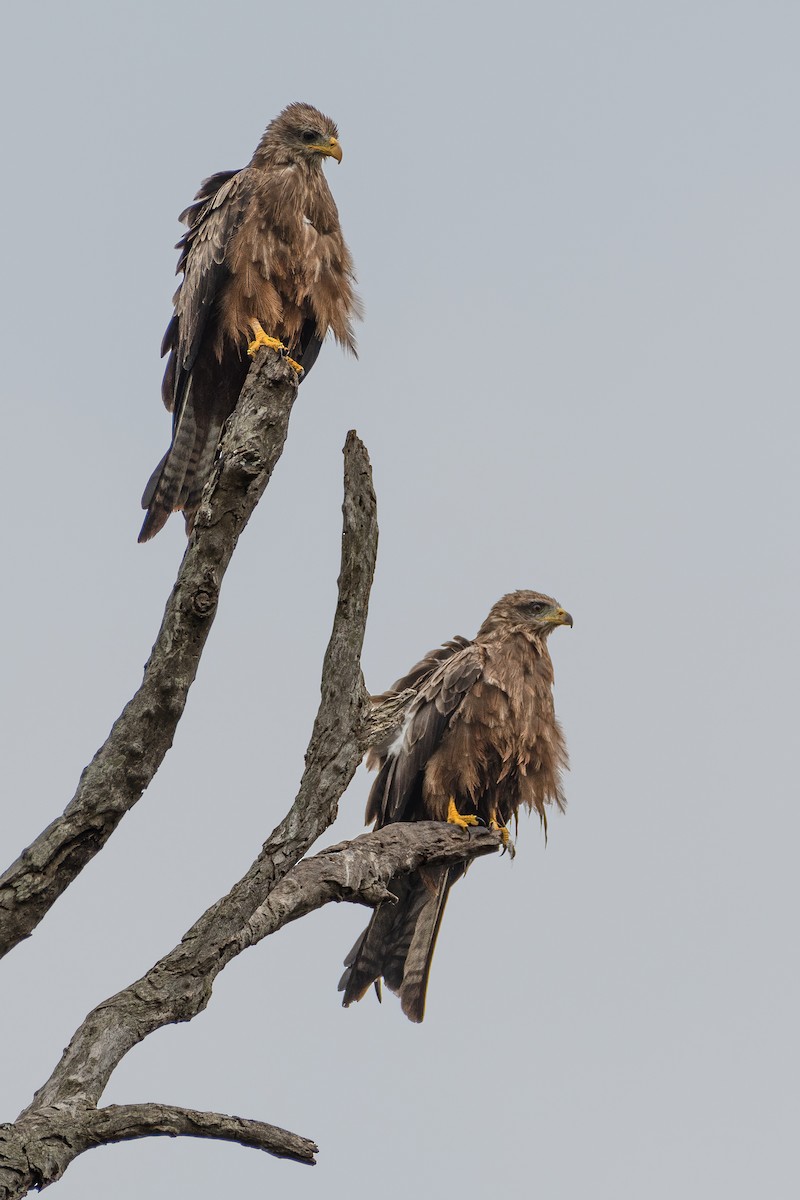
[446,798,479,831]
[247,325,286,358]
[489,818,514,856]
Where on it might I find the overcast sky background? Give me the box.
[2,2,798,1197]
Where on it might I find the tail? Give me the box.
[138,387,222,542]
[339,865,460,1023]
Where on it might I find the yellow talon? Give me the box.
[489,814,515,857]
[285,356,304,375]
[447,798,479,830]
[247,319,286,358]
[247,333,285,357]
[489,817,511,848]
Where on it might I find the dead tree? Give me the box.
[0,348,501,1198]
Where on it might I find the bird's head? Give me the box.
[254,102,343,167]
[479,590,573,639]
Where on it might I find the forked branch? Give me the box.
[0,370,502,1198]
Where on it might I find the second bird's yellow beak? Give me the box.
[312,136,343,162]
[547,607,574,628]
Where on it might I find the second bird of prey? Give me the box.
[341,591,572,1021]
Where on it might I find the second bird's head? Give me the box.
[254,102,342,167]
[479,590,573,639]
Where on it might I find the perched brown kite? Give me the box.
[139,102,359,542]
[339,590,572,1022]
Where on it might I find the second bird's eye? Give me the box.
[301,130,318,143]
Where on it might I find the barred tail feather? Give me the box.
[139,344,248,542]
[139,369,224,542]
[138,398,197,542]
[180,416,224,528]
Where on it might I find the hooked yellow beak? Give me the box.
[547,607,574,628]
[310,136,343,162]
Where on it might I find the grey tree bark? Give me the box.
[0,349,502,1198]
[0,349,303,959]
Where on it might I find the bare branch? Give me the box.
[0,822,499,1199]
[85,1104,317,1165]
[21,825,498,1123]
[244,822,502,943]
[23,431,378,1112]
[0,1106,316,1198]
[0,431,387,1198]
[0,349,299,960]
[253,428,378,880]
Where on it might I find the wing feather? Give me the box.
[171,169,259,383]
[366,637,471,767]
[366,639,485,827]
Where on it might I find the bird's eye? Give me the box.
[528,602,546,614]
[301,130,318,143]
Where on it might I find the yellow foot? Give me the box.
[247,319,285,358]
[285,355,304,375]
[248,332,285,357]
[488,817,510,847]
[489,815,516,857]
[447,798,479,831]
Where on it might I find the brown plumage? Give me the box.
[139,102,360,542]
[339,590,572,1022]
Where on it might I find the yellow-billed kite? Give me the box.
[140,103,359,541]
[340,591,572,1022]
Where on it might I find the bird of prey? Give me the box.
[139,102,359,542]
[339,590,572,1023]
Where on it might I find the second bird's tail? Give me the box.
[339,864,463,1023]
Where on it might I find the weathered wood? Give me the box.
[0,820,499,1196]
[0,349,299,959]
[0,1103,317,1196]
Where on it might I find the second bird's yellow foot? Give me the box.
[489,817,515,856]
[488,817,510,847]
[248,330,286,357]
[447,798,479,831]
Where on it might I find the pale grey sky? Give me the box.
[2,1,798,1197]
